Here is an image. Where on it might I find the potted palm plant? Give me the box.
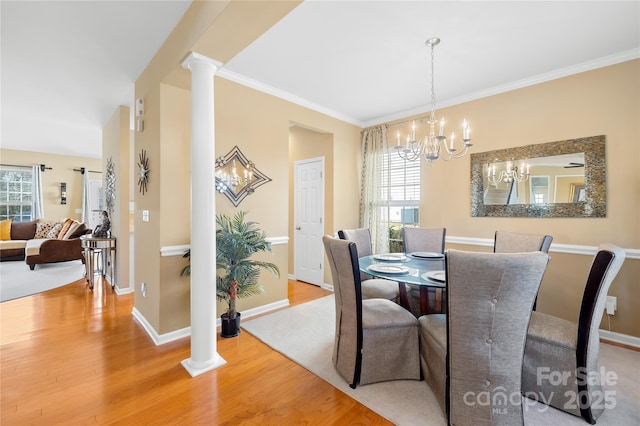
[182,211,279,338]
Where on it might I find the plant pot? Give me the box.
[220,312,241,338]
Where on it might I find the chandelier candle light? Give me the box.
[487,160,530,185]
[394,37,472,163]
[215,159,254,193]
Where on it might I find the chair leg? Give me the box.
[29,264,35,271]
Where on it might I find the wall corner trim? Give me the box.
[446,236,639,259]
[160,244,191,257]
[161,236,289,257]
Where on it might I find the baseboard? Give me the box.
[132,299,290,346]
[132,307,190,346]
[240,298,290,320]
[114,285,133,295]
[599,329,640,350]
[321,282,334,291]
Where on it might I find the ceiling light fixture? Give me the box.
[394,37,472,163]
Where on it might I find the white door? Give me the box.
[294,158,324,286]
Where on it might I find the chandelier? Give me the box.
[487,161,530,185]
[394,37,472,163]
[215,159,254,193]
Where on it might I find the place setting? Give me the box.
[409,251,444,260]
[368,253,414,275]
[367,263,412,275]
[422,270,446,286]
[371,253,409,262]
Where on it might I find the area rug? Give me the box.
[0,260,85,302]
[241,295,640,426]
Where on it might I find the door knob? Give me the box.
[295,226,301,230]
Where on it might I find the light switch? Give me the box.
[142,210,150,222]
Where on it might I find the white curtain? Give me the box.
[81,170,91,225]
[360,125,390,254]
[31,165,44,219]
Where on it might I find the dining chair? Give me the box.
[402,227,446,254]
[402,227,446,314]
[521,243,625,424]
[494,230,553,311]
[493,230,553,254]
[337,228,400,302]
[419,249,550,425]
[322,235,421,388]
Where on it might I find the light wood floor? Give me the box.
[1,277,391,425]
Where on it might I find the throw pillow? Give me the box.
[61,221,81,239]
[47,223,64,239]
[34,222,55,239]
[68,223,88,239]
[58,218,75,239]
[0,219,11,241]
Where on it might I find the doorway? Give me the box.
[293,157,324,286]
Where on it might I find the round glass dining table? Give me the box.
[359,252,446,316]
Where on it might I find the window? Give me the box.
[0,167,34,221]
[530,176,549,204]
[380,151,420,252]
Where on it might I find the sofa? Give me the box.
[0,219,91,269]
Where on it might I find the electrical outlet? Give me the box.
[606,296,617,315]
[141,282,147,298]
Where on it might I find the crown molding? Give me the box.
[363,49,640,128]
[216,68,364,127]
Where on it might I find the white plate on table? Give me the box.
[372,253,408,261]
[423,270,446,283]
[368,264,410,275]
[410,251,444,259]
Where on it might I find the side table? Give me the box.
[80,235,116,290]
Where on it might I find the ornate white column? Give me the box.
[180,52,226,377]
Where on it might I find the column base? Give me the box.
[181,355,227,377]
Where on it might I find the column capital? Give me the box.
[181,52,223,72]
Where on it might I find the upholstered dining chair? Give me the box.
[337,228,400,302]
[402,227,446,254]
[521,243,625,425]
[419,249,550,425]
[493,230,553,254]
[402,227,446,314]
[494,230,553,311]
[322,235,421,388]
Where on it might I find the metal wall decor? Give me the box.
[105,157,116,216]
[137,149,149,195]
[215,146,271,207]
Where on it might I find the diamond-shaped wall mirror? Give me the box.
[215,146,271,207]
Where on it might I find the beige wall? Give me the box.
[0,149,102,222]
[212,78,360,316]
[102,106,131,290]
[390,60,639,337]
[159,83,191,332]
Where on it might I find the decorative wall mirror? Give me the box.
[215,146,271,207]
[470,135,605,218]
[105,157,116,216]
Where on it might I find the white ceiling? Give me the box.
[2,1,639,159]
